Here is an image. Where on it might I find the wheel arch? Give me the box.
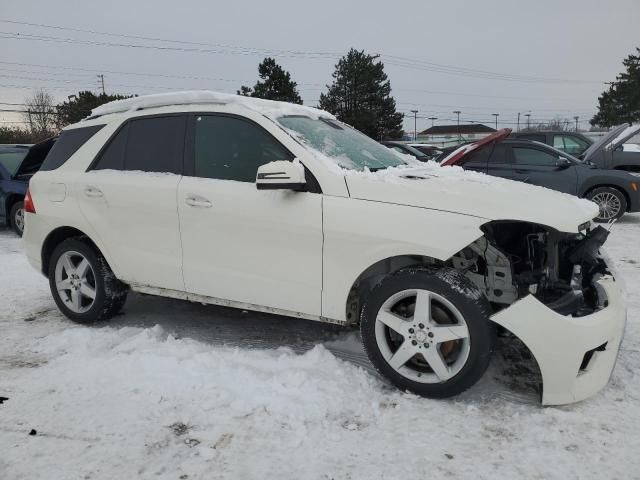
[583,184,630,212]
[344,254,444,324]
[41,226,113,278]
[4,193,24,220]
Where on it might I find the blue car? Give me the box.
[0,139,53,236]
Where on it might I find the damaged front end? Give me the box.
[451,221,626,405]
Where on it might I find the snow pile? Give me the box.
[2,218,640,479]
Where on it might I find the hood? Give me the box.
[583,124,640,163]
[345,164,598,233]
[440,129,511,166]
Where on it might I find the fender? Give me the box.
[321,196,486,322]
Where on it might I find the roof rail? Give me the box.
[89,91,230,119]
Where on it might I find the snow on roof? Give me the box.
[89,90,334,121]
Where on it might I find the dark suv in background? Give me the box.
[0,140,53,236]
[511,131,593,156]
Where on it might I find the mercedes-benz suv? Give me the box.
[23,91,626,405]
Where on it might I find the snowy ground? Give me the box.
[1,218,639,480]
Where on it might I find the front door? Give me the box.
[505,145,578,194]
[178,114,323,316]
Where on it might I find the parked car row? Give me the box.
[22,91,627,405]
[382,124,640,222]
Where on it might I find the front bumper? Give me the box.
[490,274,626,405]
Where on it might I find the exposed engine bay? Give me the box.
[451,221,611,316]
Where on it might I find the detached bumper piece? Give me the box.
[490,274,626,405]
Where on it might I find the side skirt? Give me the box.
[129,284,346,326]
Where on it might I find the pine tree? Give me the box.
[319,49,404,140]
[238,58,303,104]
[56,91,133,128]
[591,48,640,127]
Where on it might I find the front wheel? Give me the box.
[360,267,494,398]
[48,238,128,323]
[587,187,627,222]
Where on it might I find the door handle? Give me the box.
[84,186,104,198]
[185,195,212,208]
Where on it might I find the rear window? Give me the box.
[0,149,28,176]
[40,125,104,171]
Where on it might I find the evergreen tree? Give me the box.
[591,48,640,127]
[238,58,303,104]
[319,49,403,140]
[56,91,133,128]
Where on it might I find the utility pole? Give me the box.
[410,110,418,141]
[525,113,531,130]
[517,112,521,132]
[574,116,579,132]
[428,116,437,128]
[492,113,499,130]
[453,110,461,140]
[97,74,105,95]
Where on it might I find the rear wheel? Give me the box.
[9,201,24,237]
[587,187,627,222]
[48,238,128,323]
[360,267,493,398]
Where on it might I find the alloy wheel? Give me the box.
[592,192,621,221]
[375,289,471,383]
[54,251,97,314]
[14,207,24,234]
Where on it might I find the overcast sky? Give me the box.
[0,0,638,132]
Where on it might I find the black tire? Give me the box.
[9,201,24,237]
[48,238,128,323]
[360,267,494,399]
[586,186,627,222]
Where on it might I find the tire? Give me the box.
[48,238,128,323]
[586,187,627,222]
[9,201,25,237]
[360,267,494,399]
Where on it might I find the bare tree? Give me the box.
[23,89,57,140]
[521,117,572,132]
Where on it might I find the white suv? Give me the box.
[24,91,626,405]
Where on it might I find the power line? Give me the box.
[0,18,340,58]
[0,18,606,84]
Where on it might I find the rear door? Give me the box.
[78,115,186,291]
[505,144,578,194]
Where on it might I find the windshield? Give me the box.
[0,149,28,176]
[277,116,407,171]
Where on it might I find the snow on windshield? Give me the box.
[277,116,408,172]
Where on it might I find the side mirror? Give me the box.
[256,160,306,191]
[556,157,571,169]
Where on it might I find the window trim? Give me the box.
[87,113,188,173]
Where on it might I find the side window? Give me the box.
[192,115,291,182]
[94,123,128,170]
[125,116,186,173]
[487,144,508,163]
[512,147,558,166]
[93,116,186,173]
[561,135,588,155]
[553,135,566,151]
[460,146,491,165]
[41,125,104,172]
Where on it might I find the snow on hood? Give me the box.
[345,162,598,233]
[90,90,333,121]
